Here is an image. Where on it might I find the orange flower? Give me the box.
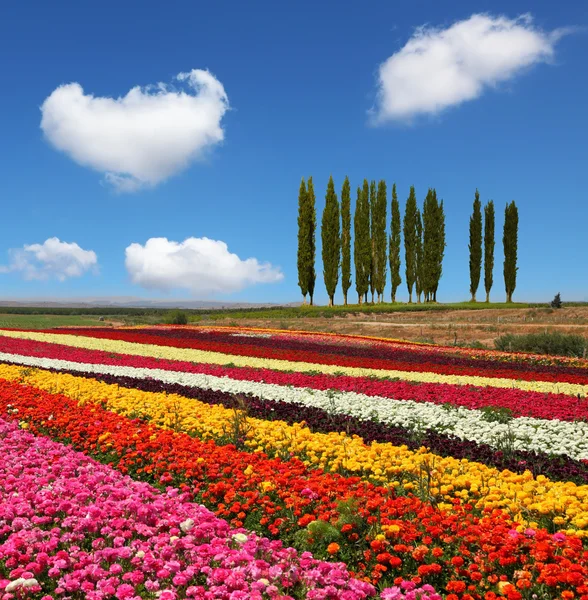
[327,542,340,555]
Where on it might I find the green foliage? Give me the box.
[415,207,423,303]
[306,177,317,304]
[503,200,519,303]
[321,175,341,306]
[369,180,377,302]
[551,293,562,309]
[421,188,444,302]
[340,176,352,305]
[480,405,514,424]
[389,183,402,302]
[403,186,419,303]
[163,310,188,325]
[297,178,310,301]
[484,200,495,303]
[495,331,588,358]
[374,180,388,302]
[431,193,446,302]
[354,181,371,303]
[469,190,483,301]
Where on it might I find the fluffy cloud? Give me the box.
[373,14,568,123]
[0,237,98,281]
[40,69,229,191]
[125,237,284,296]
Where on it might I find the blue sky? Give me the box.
[0,0,586,305]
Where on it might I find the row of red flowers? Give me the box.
[36,326,588,385]
[1,377,587,599]
[131,326,588,382]
[2,334,587,423]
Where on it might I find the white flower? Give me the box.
[135,550,145,558]
[5,578,38,592]
[179,518,194,533]
[232,533,248,544]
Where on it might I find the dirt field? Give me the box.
[202,306,588,347]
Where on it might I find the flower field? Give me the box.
[0,325,587,599]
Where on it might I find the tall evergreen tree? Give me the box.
[354,184,370,304]
[421,189,436,302]
[369,180,377,303]
[306,177,317,305]
[484,200,495,303]
[321,175,341,307]
[389,183,402,302]
[297,178,309,303]
[403,186,418,303]
[374,180,388,302]
[415,207,423,303]
[340,176,352,306]
[469,190,483,302]
[428,189,446,302]
[503,201,519,303]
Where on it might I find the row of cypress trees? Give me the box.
[297,176,446,306]
[468,190,518,302]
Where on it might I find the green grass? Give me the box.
[0,314,107,329]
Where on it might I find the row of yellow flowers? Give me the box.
[2,362,588,536]
[1,328,586,397]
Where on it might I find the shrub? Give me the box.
[551,293,563,309]
[163,310,188,325]
[495,331,588,358]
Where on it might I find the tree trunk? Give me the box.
[358,294,362,305]
[302,296,307,305]
[392,291,396,303]
[471,293,476,302]
[328,297,333,307]
[486,291,490,303]
[408,292,413,303]
[343,293,348,306]
[309,295,314,306]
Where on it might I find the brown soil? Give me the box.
[199,306,588,348]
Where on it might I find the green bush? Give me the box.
[163,310,188,325]
[494,331,588,358]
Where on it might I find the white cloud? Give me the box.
[373,14,569,123]
[40,69,229,192]
[125,237,284,296]
[0,237,98,281]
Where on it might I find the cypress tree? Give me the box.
[306,177,317,305]
[321,175,341,307]
[297,178,309,303]
[415,207,423,303]
[389,183,402,302]
[340,176,352,306]
[403,186,418,303]
[503,201,519,303]
[369,180,377,303]
[431,189,446,302]
[484,200,495,303]
[374,180,388,302]
[354,185,370,304]
[469,189,483,302]
[421,189,436,302]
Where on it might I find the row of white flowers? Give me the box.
[1,351,587,461]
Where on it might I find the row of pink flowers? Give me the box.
[1,335,587,422]
[0,418,416,600]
